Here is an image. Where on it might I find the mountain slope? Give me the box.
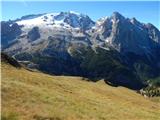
[1,55,160,120]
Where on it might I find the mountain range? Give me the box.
[1,11,160,90]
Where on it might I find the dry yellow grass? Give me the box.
[1,62,160,120]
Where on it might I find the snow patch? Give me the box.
[16,12,93,31]
[100,46,110,51]
[69,11,81,15]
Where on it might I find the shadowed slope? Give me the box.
[1,52,21,68]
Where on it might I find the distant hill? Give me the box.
[1,54,160,120]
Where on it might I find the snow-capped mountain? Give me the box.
[16,11,95,30]
[2,11,95,54]
[1,11,160,89]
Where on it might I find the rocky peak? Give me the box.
[111,12,125,21]
[27,26,40,42]
[62,11,95,30]
[130,17,138,24]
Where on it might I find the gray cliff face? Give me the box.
[91,12,160,55]
[145,23,160,44]
[1,21,22,49]
[27,27,40,41]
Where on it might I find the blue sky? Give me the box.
[1,1,160,29]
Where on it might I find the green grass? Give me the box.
[1,62,160,120]
[1,112,19,120]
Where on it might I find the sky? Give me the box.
[1,1,160,29]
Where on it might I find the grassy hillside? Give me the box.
[1,61,160,120]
